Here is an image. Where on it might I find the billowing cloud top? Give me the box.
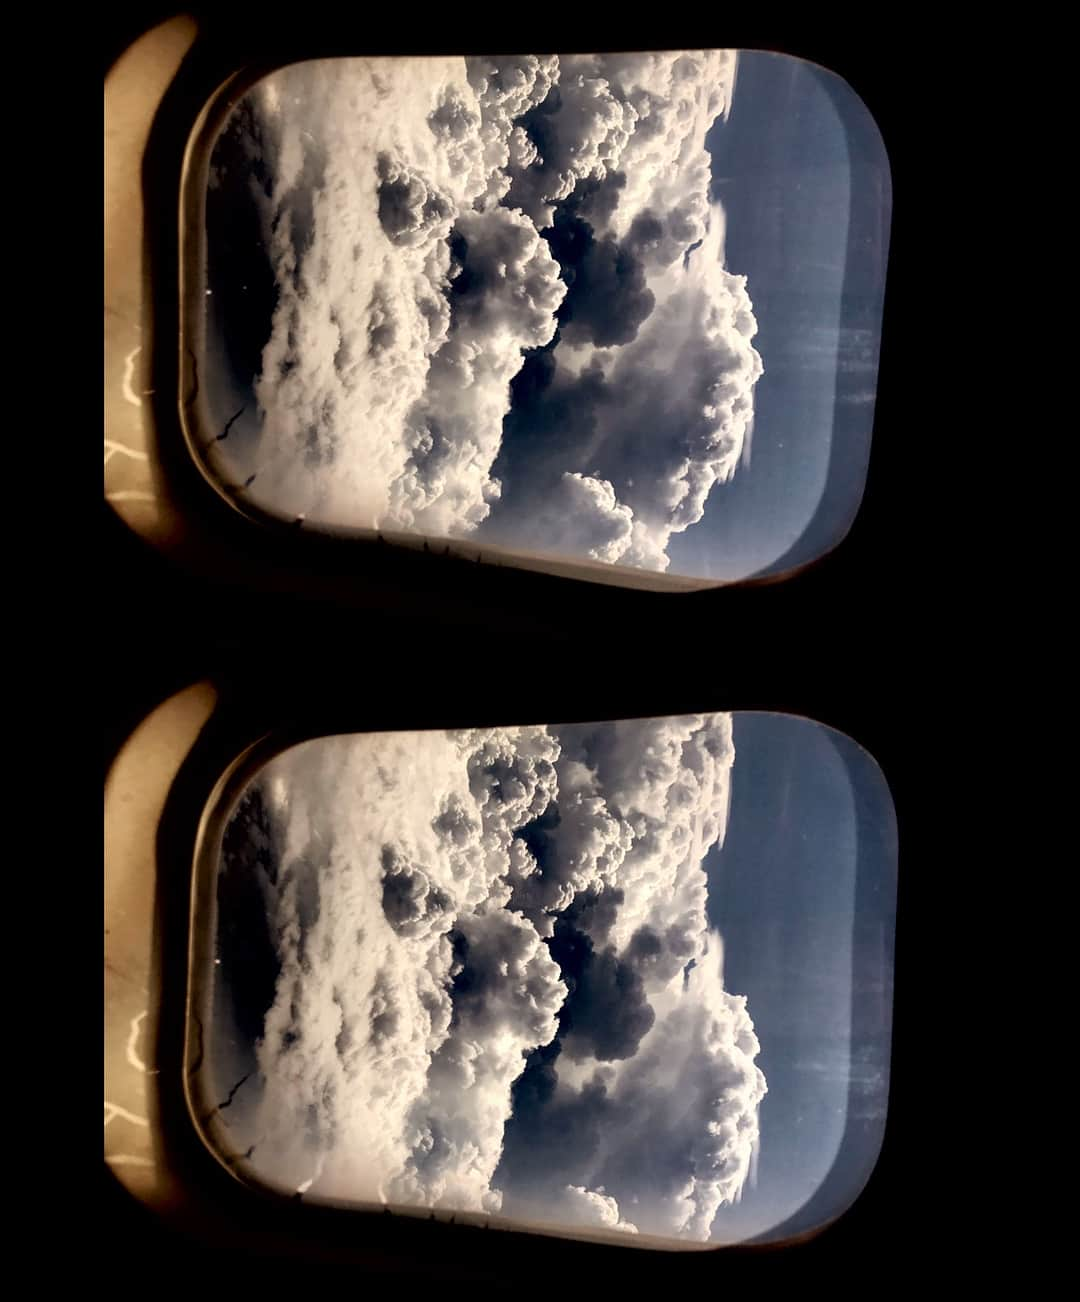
[217,714,766,1243]
[206,51,763,574]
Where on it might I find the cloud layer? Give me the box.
[220,715,766,1242]
[210,52,763,573]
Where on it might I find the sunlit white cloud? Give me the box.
[553,1184,639,1234]
[213,51,763,572]
[226,714,765,1240]
[486,210,762,572]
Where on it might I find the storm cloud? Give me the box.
[206,50,763,574]
[221,714,764,1240]
[497,941,765,1240]
[484,208,763,572]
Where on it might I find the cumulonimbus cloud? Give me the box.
[209,51,763,574]
[220,714,765,1241]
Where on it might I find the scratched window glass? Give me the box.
[190,712,896,1248]
[187,49,889,585]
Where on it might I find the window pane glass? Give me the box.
[192,712,896,1248]
[189,49,889,586]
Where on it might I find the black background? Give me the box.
[103,6,987,1288]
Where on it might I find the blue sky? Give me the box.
[668,51,890,581]
[706,713,896,1242]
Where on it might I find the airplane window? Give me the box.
[189,711,896,1248]
[183,49,890,587]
